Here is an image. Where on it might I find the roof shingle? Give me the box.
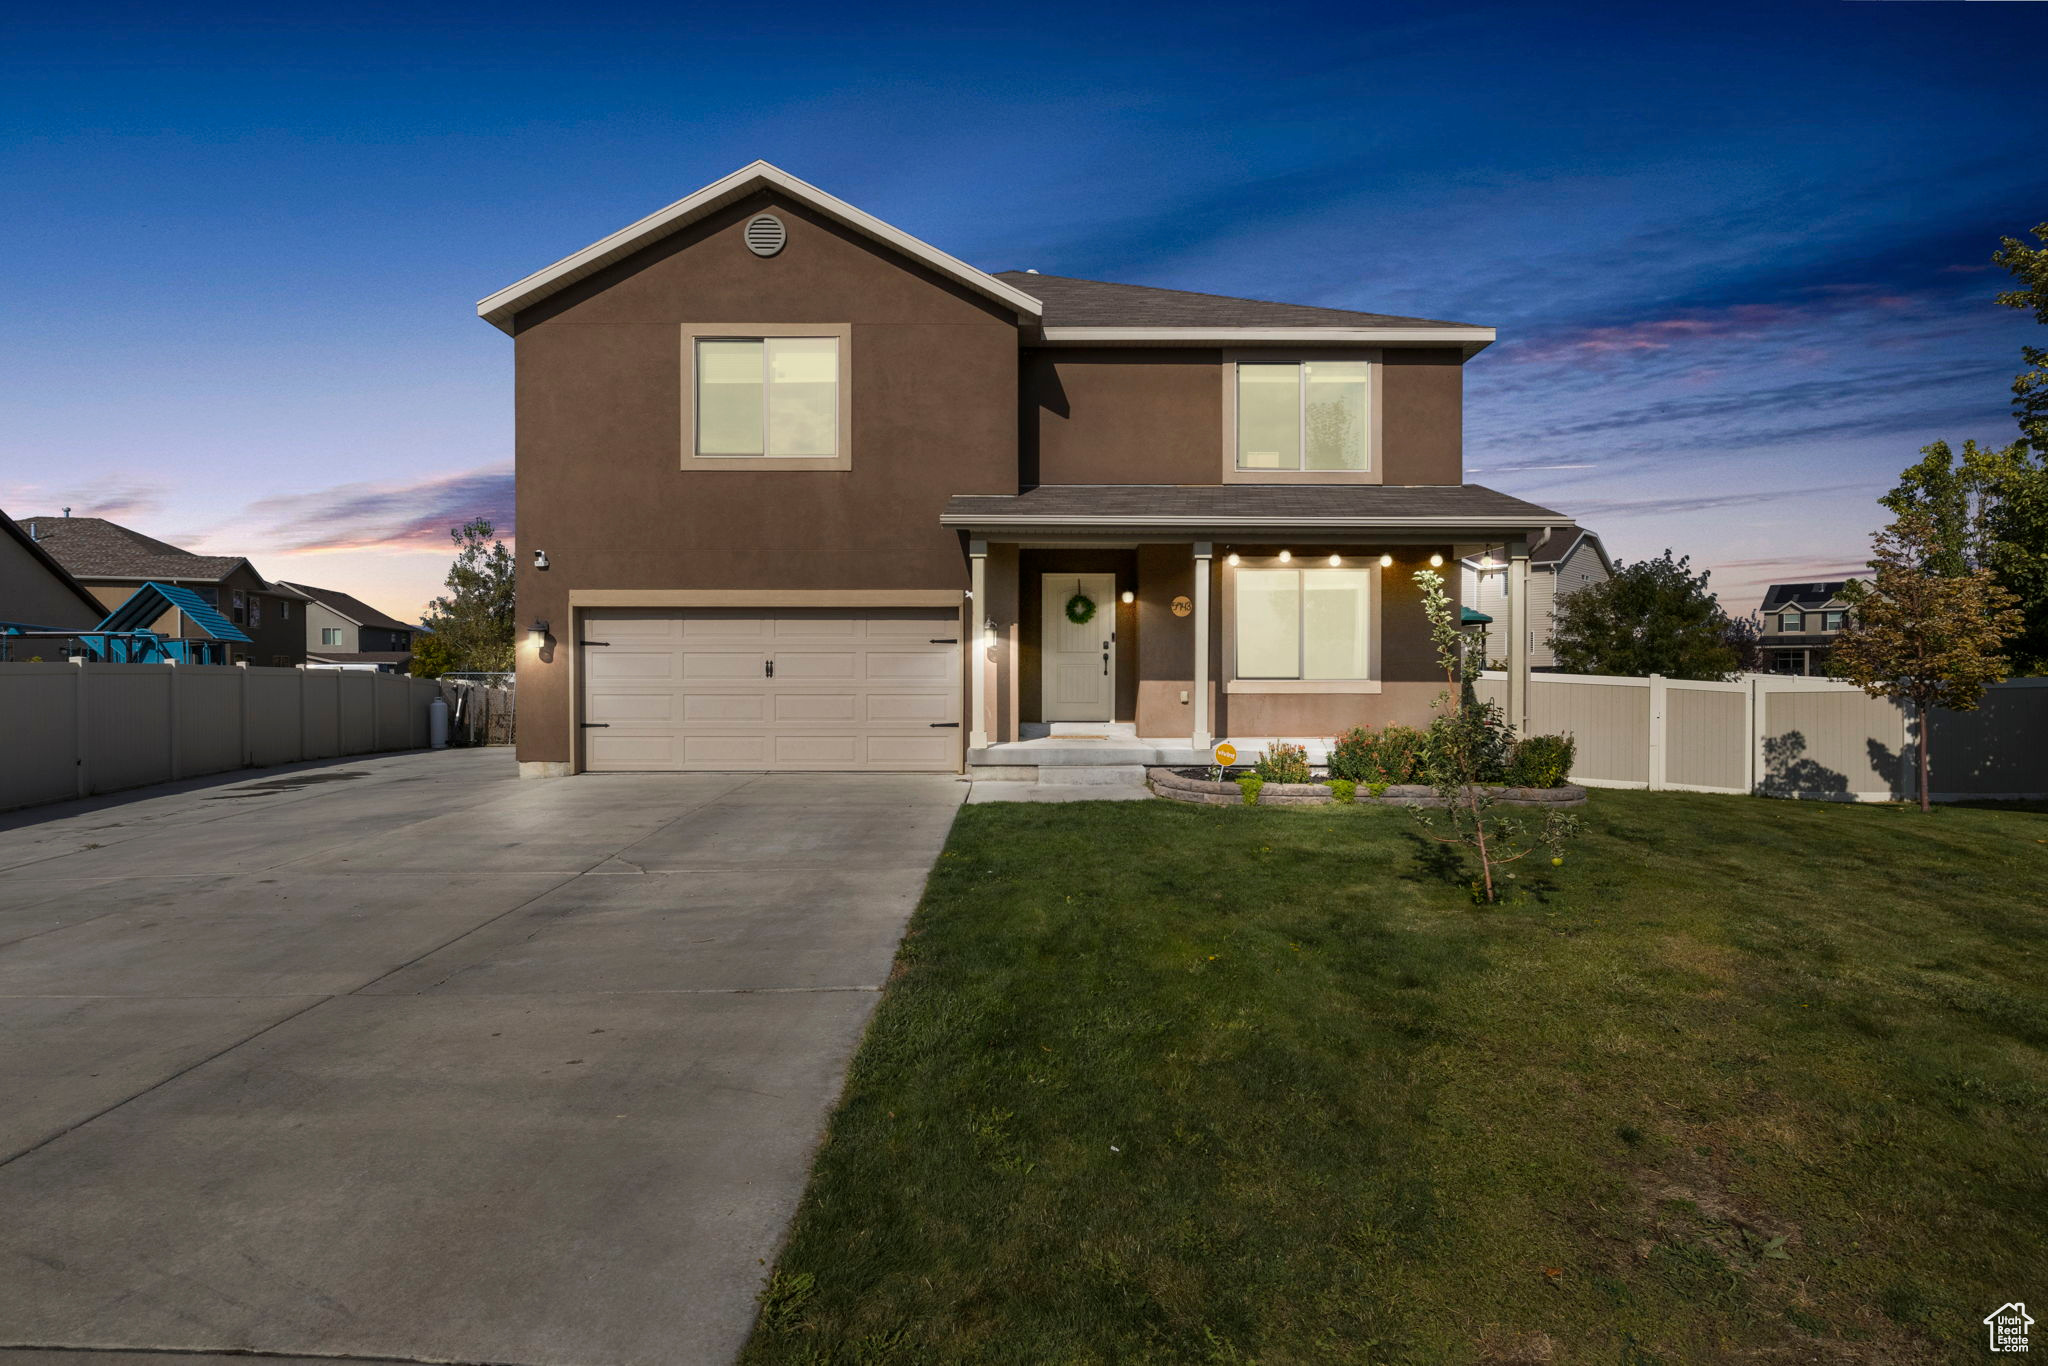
[279,582,417,634]
[19,516,246,581]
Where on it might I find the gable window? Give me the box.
[321,628,342,646]
[1234,567,1373,680]
[1236,362,1371,472]
[1822,610,1844,631]
[681,324,852,471]
[1779,610,1803,632]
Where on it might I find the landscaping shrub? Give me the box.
[1234,775,1264,806]
[1327,724,1428,786]
[1507,733,1577,789]
[1253,742,1312,784]
[1424,701,1514,785]
[1327,778,1358,804]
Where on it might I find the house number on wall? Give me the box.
[1171,596,1193,617]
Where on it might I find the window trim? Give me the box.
[1220,349,1383,485]
[1822,610,1844,632]
[680,323,852,471]
[1220,555,1383,694]
[1779,610,1804,632]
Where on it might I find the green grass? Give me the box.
[743,793,2048,1365]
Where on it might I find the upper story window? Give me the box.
[1234,565,1373,681]
[680,324,852,471]
[1822,610,1844,631]
[1779,610,1803,632]
[1237,362,1370,472]
[1223,351,1380,485]
[321,627,342,645]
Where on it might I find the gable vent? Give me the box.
[743,213,787,257]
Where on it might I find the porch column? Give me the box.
[1191,541,1213,749]
[1507,538,1531,733]
[969,540,989,751]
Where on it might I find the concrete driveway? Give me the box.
[0,750,964,1366]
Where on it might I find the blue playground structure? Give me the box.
[0,582,252,664]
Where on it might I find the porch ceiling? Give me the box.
[941,483,1572,540]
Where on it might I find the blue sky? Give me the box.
[3,0,2042,620]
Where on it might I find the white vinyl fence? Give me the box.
[0,662,446,813]
[1474,671,2048,803]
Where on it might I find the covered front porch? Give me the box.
[941,484,1570,777]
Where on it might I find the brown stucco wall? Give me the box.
[509,191,1022,764]
[1379,351,1463,485]
[1024,350,1224,485]
[1022,347,1465,486]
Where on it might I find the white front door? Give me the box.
[1040,573,1116,722]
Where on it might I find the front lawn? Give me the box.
[744,793,2046,1364]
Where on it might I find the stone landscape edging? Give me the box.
[1145,767,1588,809]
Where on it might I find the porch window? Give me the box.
[695,336,840,457]
[1234,567,1372,679]
[1236,361,1370,471]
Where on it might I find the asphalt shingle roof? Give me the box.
[279,582,417,634]
[995,272,1480,330]
[942,483,1568,528]
[18,516,245,581]
[1761,582,1850,611]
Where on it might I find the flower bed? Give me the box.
[1147,768,1587,808]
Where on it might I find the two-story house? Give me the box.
[19,513,307,666]
[1759,582,1850,675]
[1461,528,1613,670]
[281,581,419,672]
[483,162,1575,777]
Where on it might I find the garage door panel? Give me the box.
[681,694,766,722]
[772,651,858,680]
[866,692,952,723]
[867,651,952,682]
[775,693,859,722]
[581,607,961,772]
[682,653,766,679]
[587,652,677,682]
[586,692,678,723]
[867,735,956,767]
[683,614,770,639]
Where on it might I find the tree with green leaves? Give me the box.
[1830,509,2021,813]
[419,519,516,674]
[407,630,459,679]
[1994,221,2048,456]
[1546,550,1744,681]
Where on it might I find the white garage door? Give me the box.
[579,607,962,772]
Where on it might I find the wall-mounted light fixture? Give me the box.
[533,550,549,570]
[1120,590,1134,604]
[1327,554,1342,566]
[1379,553,1394,567]
[983,618,997,650]
[1226,552,1240,567]
[529,619,554,664]
[1277,549,1292,563]
[1429,553,1444,567]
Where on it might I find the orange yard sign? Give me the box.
[1213,743,1237,766]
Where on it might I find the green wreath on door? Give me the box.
[1064,587,1098,625]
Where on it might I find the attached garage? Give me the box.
[577,606,963,772]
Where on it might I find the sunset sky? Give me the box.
[4,0,2043,623]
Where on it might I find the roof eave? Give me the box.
[1031,326,1495,354]
[941,513,1572,535]
[476,161,1045,333]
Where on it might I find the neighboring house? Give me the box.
[482,161,1575,776]
[17,513,307,666]
[1758,582,1851,676]
[1461,528,1613,670]
[0,505,105,633]
[279,581,418,673]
